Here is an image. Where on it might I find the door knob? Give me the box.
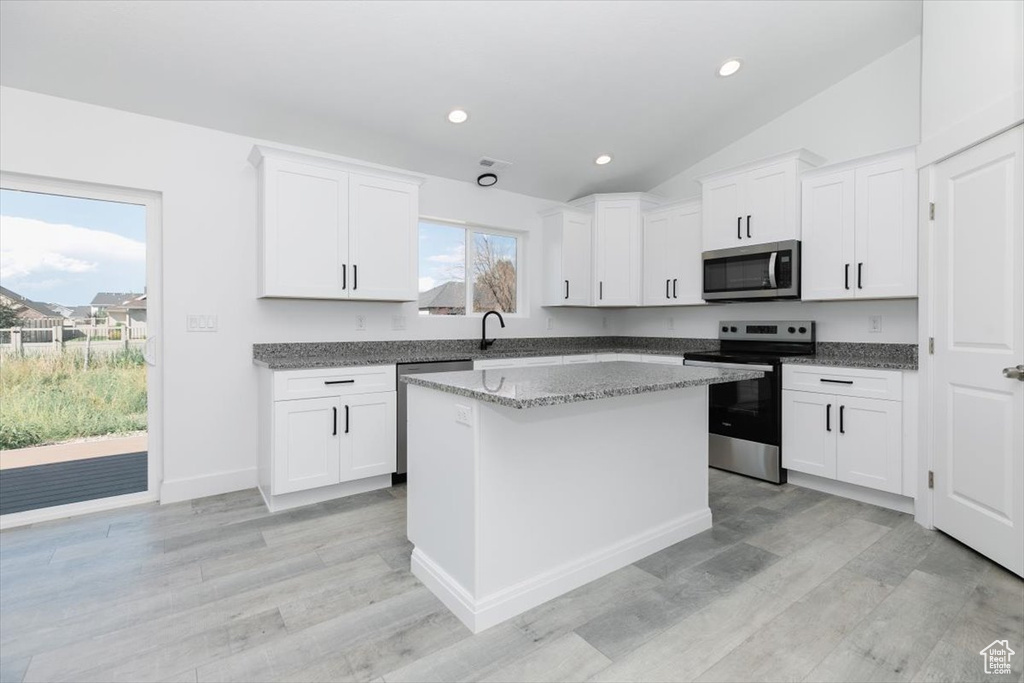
[1003,365,1024,381]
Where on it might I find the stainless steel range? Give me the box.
[684,321,816,483]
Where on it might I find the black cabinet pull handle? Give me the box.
[737,217,742,240]
[673,279,678,298]
[820,378,854,385]
[839,405,845,434]
[746,215,751,238]
[666,279,671,299]
[844,264,850,290]
[857,263,863,289]
[564,280,569,299]
[353,264,358,290]
[826,403,832,432]
[341,264,347,290]
[345,405,350,434]
[324,379,356,385]
[332,406,337,436]
[599,281,603,300]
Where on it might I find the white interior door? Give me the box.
[932,125,1024,577]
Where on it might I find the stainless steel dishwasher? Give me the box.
[396,360,474,482]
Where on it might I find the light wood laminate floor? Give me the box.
[1,470,1021,683]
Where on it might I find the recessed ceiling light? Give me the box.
[595,154,613,165]
[718,59,742,77]
[447,109,469,124]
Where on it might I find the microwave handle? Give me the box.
[768,252,778,289]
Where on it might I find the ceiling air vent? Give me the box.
[478,157,513,172]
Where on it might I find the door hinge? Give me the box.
[929,202,935,220]
[928,471,934,489]
[928,337,934,354]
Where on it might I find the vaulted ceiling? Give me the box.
[0,0,921,200]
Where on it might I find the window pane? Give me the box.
[472,232,517,313]
[418,221,466,316]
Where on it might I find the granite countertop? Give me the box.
[400,361,764,409]
[780,342,918,371]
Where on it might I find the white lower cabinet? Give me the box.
[782,364,904,495]
[259,365,397,510]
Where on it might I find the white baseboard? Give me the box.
[788,471,915,514]
[0,490,157,530]
[259,475,392,513]
[159,467,258,504]
[412,508,712,634]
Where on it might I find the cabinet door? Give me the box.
[854,156,917,298]
[782,390,837,478]
[745,161,798,245]
[669,203,704,305]
[561,212,593,305]
[348,174,418,301]
[836,397,902,493]
[642,210,672,305]
[593,200,640,306]
[340,392,397,482]
[262,160,349,298]
[273,397,341,494]
[801,170,856,300]
[702,174,745,251]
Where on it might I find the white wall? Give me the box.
[919,0,1024,165]
[0,86,609,501]
[631,36,922,343]
[650,37,922,200]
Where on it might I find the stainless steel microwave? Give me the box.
[702,240,800,301]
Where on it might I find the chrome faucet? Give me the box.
[480,310,505,351]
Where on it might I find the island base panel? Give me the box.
[407,384,711,633]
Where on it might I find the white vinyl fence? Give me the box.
[0,319,146,356]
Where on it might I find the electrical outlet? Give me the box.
[546,317,554,331]
[392,315,406,331]
[869,316,882,333]
[667,316,675,331]
[455,404,473,426]
[355,315,367,331]
[602,316,608,330]
[187,314,218,332]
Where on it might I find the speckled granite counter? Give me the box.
[400,361,763,409]
[252,336,718,370]
[781,342,918,371]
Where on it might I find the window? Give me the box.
[418,220,521,316]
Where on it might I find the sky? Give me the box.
[418,220,466,293]
[0,189,146,306]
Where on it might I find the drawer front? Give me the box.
[782,364,902,401]
[641,355,684,366]
[274,365,396,400]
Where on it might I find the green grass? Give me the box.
[0,349,147,450]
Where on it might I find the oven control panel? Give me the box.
[718,320,815,342]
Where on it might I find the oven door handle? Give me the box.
[768,251,778,289]
[684,360,774,372]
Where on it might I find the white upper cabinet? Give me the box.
[571,193,662,307]
[800,148,917,301]
[541,209,592,306]
[251,146,423,301]
[642,199,704,306]
[699,150,824,252]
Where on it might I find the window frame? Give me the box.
[417,217,527,319]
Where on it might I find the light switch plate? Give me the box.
[392,315,406,331]
[187,314,218,332]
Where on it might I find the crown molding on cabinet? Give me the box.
[248,145,427,186]
[696,148,828,184]
[801,146,917,178]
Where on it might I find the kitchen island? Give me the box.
[402,361,762,633]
